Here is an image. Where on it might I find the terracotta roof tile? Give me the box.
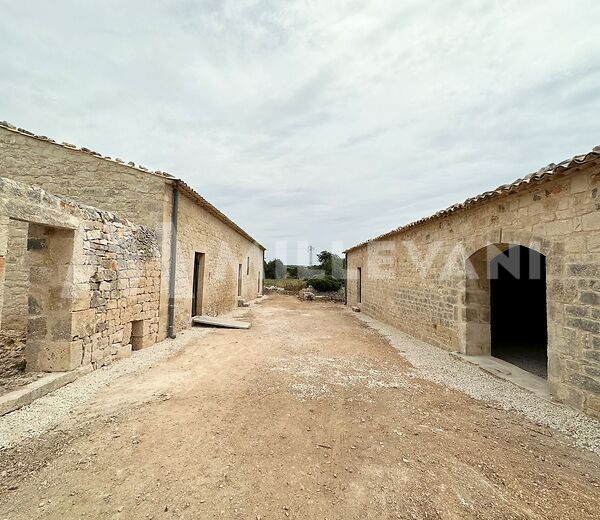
[0,120,265,250]
[345,145,600,253]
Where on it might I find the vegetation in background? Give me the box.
[264,279,307,291]
[316,251,345,279]
[307,274,343,292]
[298,265,324,279]
[263,251,346,292]
[264,259,286,279]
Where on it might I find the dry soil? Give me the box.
[0,295,599,519]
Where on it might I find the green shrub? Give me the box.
[264,279,307,291]
[307,275,342,292]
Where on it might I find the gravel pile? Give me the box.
[0,328,207,450]
[354,312,600,455]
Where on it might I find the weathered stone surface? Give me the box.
[25,340,82,372]
[298,289,315,301]
[0,176,162,374]
[346,163,600,418]
[115,343,132,360]
[0,330,26,378]
[0,126,264,344]
[173,193,264,333]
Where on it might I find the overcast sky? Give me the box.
[1,1,599,263]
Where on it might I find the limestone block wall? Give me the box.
[0,218,29,377]
[173,194,264,332]
[346,163,600,416]
[0,176,161,375]
[26,223,76,370]
[0,124,265,342]
[1,219,28,332]
[0,125,170,231]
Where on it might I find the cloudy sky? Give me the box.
[1,1,599,263]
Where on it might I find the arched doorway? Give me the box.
[464,243,548,379]
[490,246,548,378]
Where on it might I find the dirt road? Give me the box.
[0,295,599,519]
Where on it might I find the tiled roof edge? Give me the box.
[344,145,600,253]
[0,120,175,180]
[175,180,266,250]
[0,120,265,251]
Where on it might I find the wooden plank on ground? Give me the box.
[192,316,251,329]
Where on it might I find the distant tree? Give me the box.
[287,266,299,279]
[334,254,346,280]
[316,251,331,269]
[317,251,344,279]
[265,259,286,279]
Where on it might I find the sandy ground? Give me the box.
[0,295,599,519]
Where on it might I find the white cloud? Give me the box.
[1,0,599,262]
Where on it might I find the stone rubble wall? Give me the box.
[69,216,161,369]
[346,163,600,417]
[0,330,25,378]
[0,176,161,375]
[0,125,265,341]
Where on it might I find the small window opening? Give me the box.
[131,320,144,350]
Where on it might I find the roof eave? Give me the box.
[344,148,600,253]
[175,180,266,250]
[0,120,266,251]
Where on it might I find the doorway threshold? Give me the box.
[451,352,551,401]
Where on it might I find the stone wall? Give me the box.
[173,193,264,332]
[0,176,161,375]
[1,219,28,333]
[0,125,169,230]
[0,330,25,378]
[71,218,161,368]
[0,124,265,341]
[346,162,600,417]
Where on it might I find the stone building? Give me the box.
[0,176,161,375]
[345,146,600,417]
[0,121,264,377]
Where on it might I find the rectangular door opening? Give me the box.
[490,245,548,378]
[192,252,205,317]
[357,267,362,303]
[237,263,243,297]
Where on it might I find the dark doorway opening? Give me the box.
[192,252,205,317]
[237,264,243,297]
[490,246,547,378]
[357,267,362,304]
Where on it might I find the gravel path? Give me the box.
[0,328,209,449]
[354,311,600,454]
